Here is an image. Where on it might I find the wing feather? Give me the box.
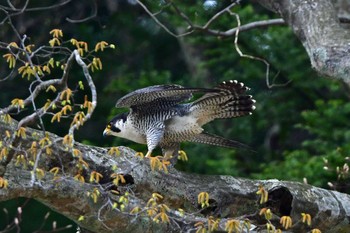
[116,84,218,110]
[189,132,252,150]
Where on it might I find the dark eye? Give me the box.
[110,124,121,133]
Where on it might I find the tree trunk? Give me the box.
[257,0,350,82]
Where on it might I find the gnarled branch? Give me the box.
[257,0,350,82]
[0,118,349,233]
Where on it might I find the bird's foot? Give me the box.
[177,150,188,161]
[148,156,170,173]
[135,152,145,158]
[145,151,152,158]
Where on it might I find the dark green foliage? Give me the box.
[0,198,75,232]
[257,97,350,191]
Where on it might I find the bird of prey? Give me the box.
[103,80,256,159]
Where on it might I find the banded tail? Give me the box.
[190,80,256,126]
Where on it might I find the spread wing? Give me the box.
[115,84,218,110]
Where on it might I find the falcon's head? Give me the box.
[103,112,129,137]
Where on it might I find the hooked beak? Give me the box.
[103,128,111,137]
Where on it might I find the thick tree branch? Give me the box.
[257,0,350,82]
[0,118,349,232]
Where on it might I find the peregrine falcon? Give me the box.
[103,80,256,159]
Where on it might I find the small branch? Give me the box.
[136,0,194,38]
[13,50,76,128]
[0,0,29,23]
[201,18,285,37]
[137,0,285,38]
[16,95,61,129]
[2,0,72,12]
[30,150,42,186]
[2,79,62,115]
[167,0,195,28]
[0,67,16,82]
[6,0,16,10]
[68,50,97,139]
[203,1,240,29]
[61,49,76,87]
[136,1,289,88]
[0,0,90,26]
[229,10,289,88]
[65,0,97,23]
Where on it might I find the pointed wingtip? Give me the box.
[189,132,255,152]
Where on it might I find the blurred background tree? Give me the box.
[0,0,349,232]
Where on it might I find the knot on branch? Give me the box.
[266,186,293,216]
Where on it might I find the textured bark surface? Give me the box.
[1,118,350,232]
[257,0,350,82]
[334,0,350,20]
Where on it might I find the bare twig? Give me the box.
[203,1,240,29]
[14,50,77,128]
[0,0,29,24]
[137,0,288,87]
[2,0,72,12]
[167,0,194,28]
[66,0,97,23]
[68,50,97,139]
[30,150,43,186]
[0,67,17,82]
[201,18,285,37]
[2,79,62,115]
[136,0,285,38]
[136,0,194,38]
[231,12,290,88]
[0,0,92,25]
[6,0,16,10]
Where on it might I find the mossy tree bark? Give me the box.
[257,0,350,82]
[0,119,349,233]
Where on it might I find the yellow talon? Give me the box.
[135,152,144,158]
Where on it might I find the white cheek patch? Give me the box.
[112,120,125,132]
[113,121,147,144]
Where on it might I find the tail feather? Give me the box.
[189,132,252,150]
[190,80,256,126]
